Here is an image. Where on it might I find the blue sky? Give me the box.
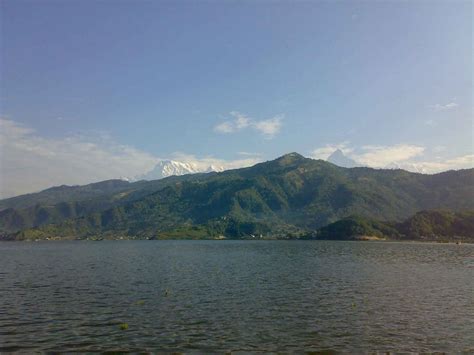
[0,0,472,197]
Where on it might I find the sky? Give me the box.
[0,0,472,198]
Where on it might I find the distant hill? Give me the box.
[396,210,474,241]
[1,153,473,240]
[0,179,132,211]
[313,210,474,242]
[315,216,399,240]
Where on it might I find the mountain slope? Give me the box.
[0,179,131,211]
[6,153,474,240]
[0,173,214,233]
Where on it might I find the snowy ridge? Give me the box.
[135,160,224,181]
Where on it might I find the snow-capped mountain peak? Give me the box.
[136,160,223,181]
[205,165,225,173]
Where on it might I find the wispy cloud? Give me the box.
[430,102,458,111]
[237,151,262,157]
[214,121,234,133]
[0,118,264,198]
[389,155,474,174]
[214,111,283,139]
[253,115,284,138]
[356,144,425,167]
[232,111,251,129]
[403,155,474,173]
[213,112,251,134]
[0,118,159,198]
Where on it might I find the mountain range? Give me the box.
[132,151,431,182]
[0,152,473,241]
[136,160,224,181]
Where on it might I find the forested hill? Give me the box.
[315,210,474,242]
[1,153,473,240]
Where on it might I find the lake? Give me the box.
[0,240,473,353]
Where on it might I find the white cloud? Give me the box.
[431,102,458,111]
[231,111,251,129]
[213,111,283,138]
[311,143,425,168]
[442,154,474,168]
[0,118,264,198]
[311,141,473,173]
[357,144,425,167]
[395,155,474,174]
[253,115,283,138]
[0,118,159,198]
[214,121,234,133]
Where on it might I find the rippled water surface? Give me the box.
[0,240,473,353]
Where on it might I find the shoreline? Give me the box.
[1,238,472,244]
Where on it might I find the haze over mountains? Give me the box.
[1,153,472,241]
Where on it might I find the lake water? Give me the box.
[0,240,473,353]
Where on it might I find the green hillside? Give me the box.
[0,179,132,211]
[0,174,213,233]
[312,210,474,242]
[396,210,474,241]
[1,153,473,240]
[315,216,399,240]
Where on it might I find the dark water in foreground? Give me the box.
[0,241,473,353]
